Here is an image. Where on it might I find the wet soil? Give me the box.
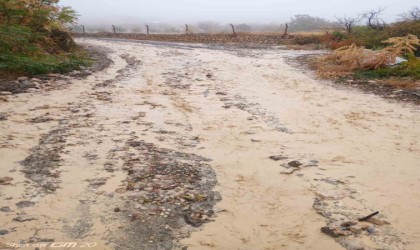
[0,38,419,250]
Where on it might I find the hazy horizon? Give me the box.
[61,0,419,26]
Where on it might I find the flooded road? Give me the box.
[0,38,419,250]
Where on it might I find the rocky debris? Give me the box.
[287,160,302,168]
[0,229,9,236]
[0,207,11,212]
[269,155,288,161]
[0,176,13,185]
[85,177,108,187]
[314,189,404,250]
[92,91,112,101]
[0,113,8,121]
[15,201,35,208]
[20,128,68,192]
[29,114,54,123]
[161,71,192,90]
[321,220,377,238]
[104,162,115,172]
[154,130,176,135]
[83,152,98,161]
[13,216,38,222]
[341,221,358,228]
[175,135,200,148]
[111,139,218,249]
[321,224,351,238]
[279,159,320,175]
[184,210,214,227]
[30,78,42,83]
[0,78,38,94]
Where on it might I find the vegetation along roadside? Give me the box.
[0,0,92,78]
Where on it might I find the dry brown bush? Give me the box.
[313,34,419,78]
[308,55,354,78]
[334,44,395,70]
[382,34,420,56]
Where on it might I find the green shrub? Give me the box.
[0,50,92,75]
[355,55,420,79]
[332,30,347,41]
[348,26,389,49]
[388,21,420,38]
[0,0,83,76]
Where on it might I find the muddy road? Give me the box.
[0,38,419,250]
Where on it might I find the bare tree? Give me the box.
[336,16,360,33]
[362,7,386,29]
[399,6,420,21]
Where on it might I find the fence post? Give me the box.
[112,25,116,34]
[81,25,85,34]
[284,23,289,36]
[230,24,236,36]
[145,25,149,35]
[185,24,189,34]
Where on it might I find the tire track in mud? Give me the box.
[93,54,142,89]
[159,54,291,134]
[219,94,291,133]
[0,47,219,249]
[21,127,69,193]
[62,50,219,249]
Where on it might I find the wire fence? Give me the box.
[70,23,296,36]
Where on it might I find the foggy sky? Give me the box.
[60,0,419,25]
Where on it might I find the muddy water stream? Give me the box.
[0,38,419,250]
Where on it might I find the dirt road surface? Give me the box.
[0,38,419,250]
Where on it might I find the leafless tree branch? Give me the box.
[336,15,360,33]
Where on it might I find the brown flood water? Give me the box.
[0,38,419,250]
